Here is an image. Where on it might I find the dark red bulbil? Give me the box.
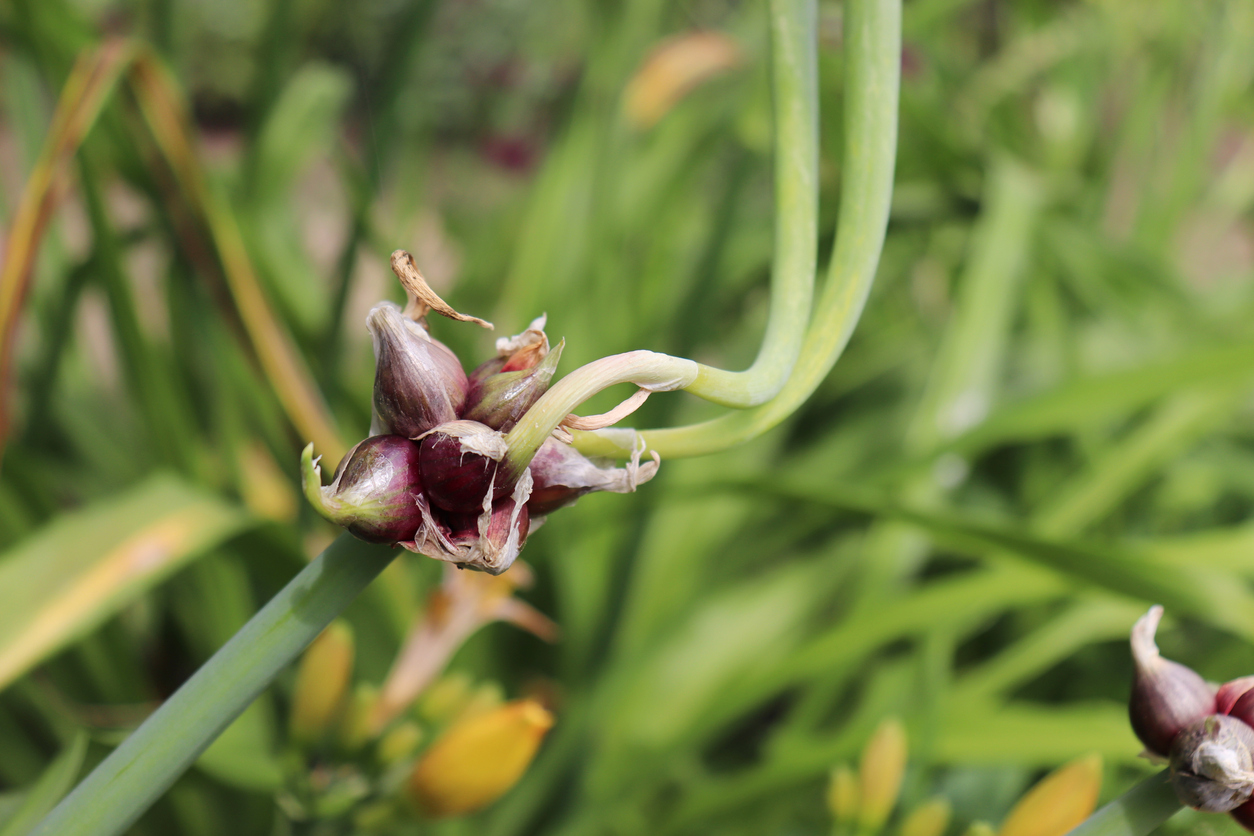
[419,431,509,514]
[1218,677,1254,726]
[306,276,661,575]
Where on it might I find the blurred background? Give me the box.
[4,0,1254,833]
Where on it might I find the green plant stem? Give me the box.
[31,533,396,836]
[1064,770,1181,836]
[500,0,820,466]
[684,0,818,408]
[504,350,699,476]
[573,0,901,460]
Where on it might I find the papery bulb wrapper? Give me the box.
[404,467,534,575]
[418,420,515,513]
[301,436,424,543]
[368,302,467,439]
[1129,605,1215,758]
[1170,714,1254,812]
[526,437,658,516]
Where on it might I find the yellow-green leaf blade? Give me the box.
[0,475,252,691]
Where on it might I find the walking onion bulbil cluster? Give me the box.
[1130,605,1254,828]
[302,250,657,574]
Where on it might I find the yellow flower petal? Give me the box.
[289,620,354,745]
[408,699,554,817]
[827,764,860,824]
[998,754,1103,836]
[965,822,996,836]
[622,31,744,129]
[901,798,952,836]
[859,718,908,832]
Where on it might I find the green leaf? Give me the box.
[755,482,1254,641]
[31,534,395,836]
[194,702,282,791]
[604,560,829,750]
[0,476,252,691]
[936,702,1139,764]
[1066,771,1181,836]
[950,598,1143,703]
[0,732,88,836]
[948,342,1254,455]
[251,63,352,202]
[0,796,20,832]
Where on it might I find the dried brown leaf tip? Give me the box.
[390,249,492,329]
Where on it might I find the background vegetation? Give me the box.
[3,0,1254,833]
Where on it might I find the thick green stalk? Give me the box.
[504,351,699,477]
[1064,771,1181,836]
[684,0,818,407]
[500,0,821,470]
[573,0,901,460]
[31,534,396,836]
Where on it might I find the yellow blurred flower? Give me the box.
[289,620,354,746]
[859,718,908,832]
[622,31,744,129]
[901,798,952,836]
[827,763,860,824]
[408,698,554,817]
[998,754,1102,836]
[825,721,1100,836]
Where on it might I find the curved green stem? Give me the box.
[683,0,818,407]
[31,534,396,836]
[503,350,698,476]
[500,0,820,464]
[1064,770,1181,836]
[574,0,901,460]
[499,0,822,463]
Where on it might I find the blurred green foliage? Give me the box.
[3,0,1254,834]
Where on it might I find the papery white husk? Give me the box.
[416,419,509,461]
[495,314,549,361]
[529,435,658,496]
[403,468,534,575]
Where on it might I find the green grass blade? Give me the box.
[752,482,1254,640]
[936,703,1137,763]
[573,0,901,458]
[950,598,1142,703]
[948,343,1254,456]
[906,156,1040,451]
[0,475,252,692]
[30,533,395,836]
[1064,770,1181,836]
[0,732,87,836]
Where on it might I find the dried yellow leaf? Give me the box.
[622,32,743,129]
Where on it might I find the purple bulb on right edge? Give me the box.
[1129,606,1254,827]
